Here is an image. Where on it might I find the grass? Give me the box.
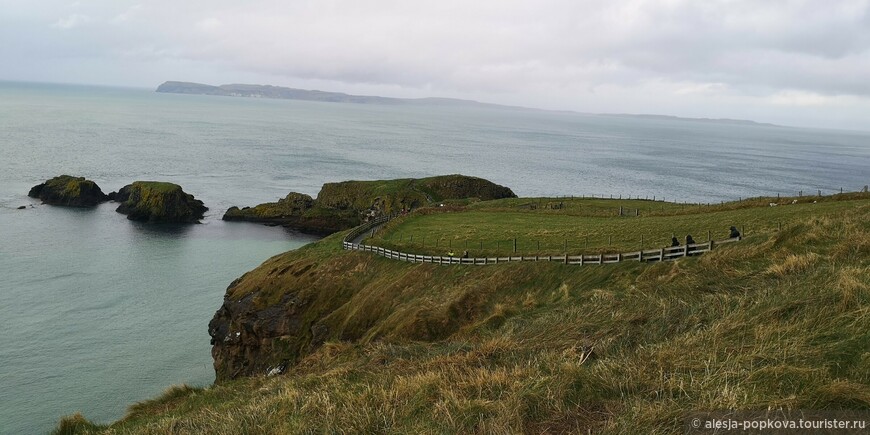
[56,193,870,434]
[131,181,183,194]
[370,193,870,256]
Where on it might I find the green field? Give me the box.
[370,193,870,256]
[57,192,870,434]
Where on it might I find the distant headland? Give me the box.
[155,81,778,127]
[155,81,517,110]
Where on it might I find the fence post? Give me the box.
[513,238,517,253]
[635,208,639,217]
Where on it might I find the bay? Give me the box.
[1,81,868,434]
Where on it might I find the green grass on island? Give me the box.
[57,193,870,434]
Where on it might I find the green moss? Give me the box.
[116,181,206,223]
[29,175,107,207]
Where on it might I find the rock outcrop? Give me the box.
[223,175,516,235]
[113,181,207,223]
[28,175,108,207]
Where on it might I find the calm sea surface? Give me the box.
[1,81,868,433]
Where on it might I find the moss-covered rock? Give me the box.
[223,175,516,235]
[223,192,358,235]
[28,175,108,207]
[113,181,207,223]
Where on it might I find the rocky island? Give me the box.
[223,174,517,235]
[28,175,108,207]
[112,181,207,223]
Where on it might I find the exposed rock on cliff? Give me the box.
[113,181,207,223]
[223,175,516,235]
[28,175,108,207]
[207,235,517,382]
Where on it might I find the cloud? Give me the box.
[111,4,141,24]
[3,0,870,128]
[52,13,89,29]
[195,17,222,32]
[768,90,840,107]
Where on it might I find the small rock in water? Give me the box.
[17,205,26,210]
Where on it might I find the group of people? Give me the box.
[670,226,741,247]
[446,250,470,258]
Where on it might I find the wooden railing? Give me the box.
[342,215,741,265]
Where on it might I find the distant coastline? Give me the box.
[155,80,779,127]
[155,81,523,110]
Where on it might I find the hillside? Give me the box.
[57,192,870,434]
[155,81,516,109]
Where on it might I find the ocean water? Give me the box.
[1,81,869,433]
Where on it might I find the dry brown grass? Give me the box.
[57,198,870,434]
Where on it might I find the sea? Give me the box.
[1,80,869,434]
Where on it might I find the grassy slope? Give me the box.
[372,194,870,255]
[57,196,870,434]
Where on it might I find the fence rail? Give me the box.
[342,215,741,266]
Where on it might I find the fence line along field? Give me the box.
[368,192,870,257]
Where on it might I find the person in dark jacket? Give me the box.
[671,236,680,247]
[729,226,741,239]
[685,234,697,256]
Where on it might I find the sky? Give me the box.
[1,0,869,130]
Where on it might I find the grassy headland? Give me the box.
[58,193,870,434]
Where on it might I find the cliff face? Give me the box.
[222,175,516,234]
[28,175,108,207]
[207,234,534,382]
[113,181,207,223]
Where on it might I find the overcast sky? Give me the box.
[1,0,869,130]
